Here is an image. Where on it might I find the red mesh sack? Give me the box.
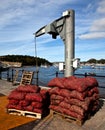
[59,101,86,116]
[17,85,40,93]
[64,77,88,92]
[25,105,33,111]
[59,89,71,97]
[63,76,77,86]
[40,89,49,99]
[6,104,22,110]
[49,87,60,95]
[47,77,65,88]
[49,104,84,120]
[8,91,26,100]
[59,101,71,109]
[64,97,92,110]
[62,107,84,120]
[90,93,99,101]
[85,77,98,87]
[33,108,43,114]
[25,93,43,102]
[59,89,87,100]
[51,99,62,105]
[89,100,99,113]
[40,89,48,95]
[49,105,63,114]
[50,94,64,101]
[31,101,43,108]
[9,99,19,105]
[88,87,99,97]
[19,100,30,107]
[70,105,85,116]
[70,90,87,101]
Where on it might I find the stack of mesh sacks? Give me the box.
[48,76,99,121]
[7,85,50,115]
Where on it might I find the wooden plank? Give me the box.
[13,70,19,85]
[7,109,42,119]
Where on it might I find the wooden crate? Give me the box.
[50,110,83,126]
[7,109,42,119]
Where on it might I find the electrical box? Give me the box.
[59,62,65,71]
[73,58,80,69]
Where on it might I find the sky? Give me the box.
[0,0,105,62]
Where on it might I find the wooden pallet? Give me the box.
[7,109,42,119]
[20,71,34,85]
[50,110,83,126]
[13,70,19,85]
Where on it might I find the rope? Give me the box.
[34,36,39,72]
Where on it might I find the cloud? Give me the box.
[0,0,105,62]
[75,42,105,61]
[0,1,35,28]
[97,0,105,14]
[90,18,105,32]
[78,0,105,40]
[79,32,105,40]
[0,0,75,43]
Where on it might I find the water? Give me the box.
[1,65,105,88]
[75,65,105,88]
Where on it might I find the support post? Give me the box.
[36,71,39,86]
[64,10,75,77]
[0,71,1,79]
[12,69,14,82]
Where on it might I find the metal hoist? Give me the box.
[34,10,80,77]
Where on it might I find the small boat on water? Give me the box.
[88,72,96,76]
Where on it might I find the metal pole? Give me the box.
[12,69,14,82]
[7,68,10,81]
[65,10,75,77]
[36,71,39,86]
[0,71,1,79]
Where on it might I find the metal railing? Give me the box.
[0,68,39,86]
[0,68,105,88]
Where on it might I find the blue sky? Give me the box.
[0,0,105,62]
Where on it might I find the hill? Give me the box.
[0,55,52,66]
[81,58,105,64]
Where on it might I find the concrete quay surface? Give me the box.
[0,79,105,130]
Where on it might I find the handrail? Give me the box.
[0,68,105,88]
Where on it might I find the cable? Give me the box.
[34,36,39,72]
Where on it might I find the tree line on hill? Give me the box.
[81,58,105,64]
[0,55,52,66]
[0,55,105,66]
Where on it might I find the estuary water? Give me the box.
[1,65,105,88]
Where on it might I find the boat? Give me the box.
[88,72,96,76]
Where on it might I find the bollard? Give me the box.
[85,72,87,77]
[56,71,58,77]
